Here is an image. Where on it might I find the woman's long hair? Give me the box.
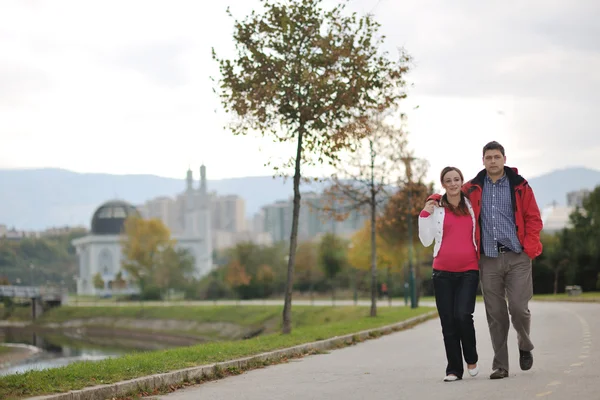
[440,167,469,216]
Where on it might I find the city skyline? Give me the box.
[1,163,599,232]
[0,0,598,185]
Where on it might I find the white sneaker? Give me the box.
[468,364,479,377]
[443,375,459,382]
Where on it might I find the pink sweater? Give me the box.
[420,210,478,272]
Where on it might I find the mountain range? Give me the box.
[0,167,599,231]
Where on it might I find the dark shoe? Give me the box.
[489,369,509,379]
[519,350,533,370]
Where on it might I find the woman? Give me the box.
[418,166,479,382]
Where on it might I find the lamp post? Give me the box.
[29,263,35,287]
[402,156,418,309]
[407,192,417,309]
[348,243,357,306]
[73,276,79,307]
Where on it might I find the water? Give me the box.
[0,327,170,376]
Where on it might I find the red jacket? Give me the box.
[428,167,543,259]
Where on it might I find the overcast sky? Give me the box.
[1,0,598,184]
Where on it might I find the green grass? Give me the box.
[533,292,600,303]
[28,304,433,336]
[0,306,434,399]
[37,305,283,326]
[420,295,485,303]
[0,305,32,322]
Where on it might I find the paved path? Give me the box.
[153,301,599,400]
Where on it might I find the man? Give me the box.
[462,141,543,379]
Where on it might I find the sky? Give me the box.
[1,0,599,185]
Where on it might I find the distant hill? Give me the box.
[527,167,600,208]
[0,168,323,230]
[0,167,598,230]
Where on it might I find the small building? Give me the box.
[72,200,139,295]
[72,168,213,296]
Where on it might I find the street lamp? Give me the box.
[348,243,357,306]
[29,264,35,287]
[402,156,418,309]
[407,192,417,309]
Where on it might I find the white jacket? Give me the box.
[418,198,477,258]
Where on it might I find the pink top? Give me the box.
[420,210,478,272]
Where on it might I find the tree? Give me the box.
[540,231,571,294]
[348,219,409,304]
[294,240,322,300]
[154,247,195,299]
[377,160,431,243]
[223,242,288,299]
[318,233,348,303]
[321,116,408,316]
[348,221,403,273]
[120,215,174,293]
[213,0,411,333]
[561,186,600,290]
[92,273,104,290]
[377,159,433,305]
[0,230,84,292]
[226,259,252,300]
[256,264,276,298]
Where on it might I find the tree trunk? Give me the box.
[387,266,392,307]
[369,140,377,317]
[309,270,314,305]
[554,268,559,295]
[282,125,304,334]
[331,279,336,307]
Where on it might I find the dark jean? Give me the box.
[432,269,479,378]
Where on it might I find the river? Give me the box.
[0,327,181,376]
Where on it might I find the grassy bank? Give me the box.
[37,305,281,325]
[0,305,434,399]
[0,304,32,321]
[8,305,383,340]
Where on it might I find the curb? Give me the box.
[28,311,437,400]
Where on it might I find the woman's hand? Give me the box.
[422,200,437,214]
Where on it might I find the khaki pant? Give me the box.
[480,251,534,372]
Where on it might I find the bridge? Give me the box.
[0,285,68,319]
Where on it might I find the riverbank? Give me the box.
[2,304,286,344]
[0,343,41,369]
[0,305,435,399]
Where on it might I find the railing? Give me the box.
[0,285,66,301]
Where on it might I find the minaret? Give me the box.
[198,164,212,276]
[186,168,193,192]
[200,164,207,195]
[184,168,195,235]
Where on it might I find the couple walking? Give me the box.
[418,141,543,382]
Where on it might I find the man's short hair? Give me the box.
[483,141,505,157]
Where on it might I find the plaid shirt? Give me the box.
[480,174,523,257]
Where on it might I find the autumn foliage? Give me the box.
[377,181,434,245]
[226,259,251,289]
[120,215,194,298]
